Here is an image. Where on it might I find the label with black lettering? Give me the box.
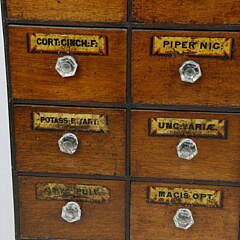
[152,36,233,58]
[149,118,227,139]
[148,186,223,208]
[28,33,107,55]
[36,183,110,203]
[33,112,109,133]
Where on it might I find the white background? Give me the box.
[0,3,15,240]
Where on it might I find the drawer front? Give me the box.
[7,0,127,22]
[131,110,240,181]
[9,26,126,103]
[132,30,240,107]
[131,182,240,240]
[14,106,125,176]
[19,176,125,240]
[132,0,240,25]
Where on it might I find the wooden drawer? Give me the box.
[14,105,125,176]
[7,0,127,22]
[131,182,240,240]
[19,176,125,240]
[9,26,126,104]
[132,30,240,107]
[132,0,240,25]
[131,110,240,182]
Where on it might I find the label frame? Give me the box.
[36,183,111,203]
[28,33,108,56]
[148,117,228,139]
[147,186,224,208]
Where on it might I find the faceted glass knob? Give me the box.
[61,201,82,223]
[55,56,78,78]
[177,138,198,160]
[179,60,202,83]
[173,208,194,230]
[58,133,78,155]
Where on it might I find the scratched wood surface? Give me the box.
[19,176,125,240]
[132,30,240,107]
[14,105,126,176]
[7,0,127,22]
[131,182,240,240]
[131,110,240,182]
[9,26,126,103]
[132,0,240,24]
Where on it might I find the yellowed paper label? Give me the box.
[148,186,223,208]
[149,118,227,138]
[152,36,233,58]
[28,33,107,55]
[33,112,109,133]
[36,183,110,203]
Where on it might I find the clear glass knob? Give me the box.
[61,201,82,223]
[177,138,198,160]
[179,60,202,83]
[55,55,78,78]
[173,208,194,230]
[58,133,78,155]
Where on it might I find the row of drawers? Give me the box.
[6,0,240,25]
[19,176,240,240]
[14,105,240,182]
[9,26,240,107]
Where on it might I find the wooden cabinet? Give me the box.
[2,1,240,240]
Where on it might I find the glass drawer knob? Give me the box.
[58,133,78,155]
[177,138,198,160]
[179,60,202,83]
[61,201,82,223]
[173,208,194,230]
[55,55,78,78]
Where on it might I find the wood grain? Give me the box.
[131,182,240,240]
[19,176,125,240]
[7,0,127,22]
[132,30,240,107]
[9,26,126,103]
[132,0,240,25]
[14,105,125,176]
[131,110,240,182]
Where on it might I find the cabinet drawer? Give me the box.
[19,176,125,240]
[7,0,127,22]
[131,182,240,240]
[131,110,240,182]
[9,26,126,103]
[132,30,240,107]
[132,0,240,25]
[14,106,125,176]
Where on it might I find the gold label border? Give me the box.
[32,112,109,133]
[147,186,223,208]
[36,183,111,203]
[28,33,108,55]
[149,117,227,139]
[152,36,233,58]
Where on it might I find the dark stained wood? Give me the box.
[19,176,125,240]
[9,26,126,103]
[7,0,127,22]
[131,110,240,182]
[132,0,240,25]
[14,105,125,176]
[131,182,240,240]
[132,30,240,107]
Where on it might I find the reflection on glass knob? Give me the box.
[55,56,78,78]
[61,201,82,223]
[179,60,202,83]
[177,138,198,160]
[58,133,78,155]
[173,208,194,230]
